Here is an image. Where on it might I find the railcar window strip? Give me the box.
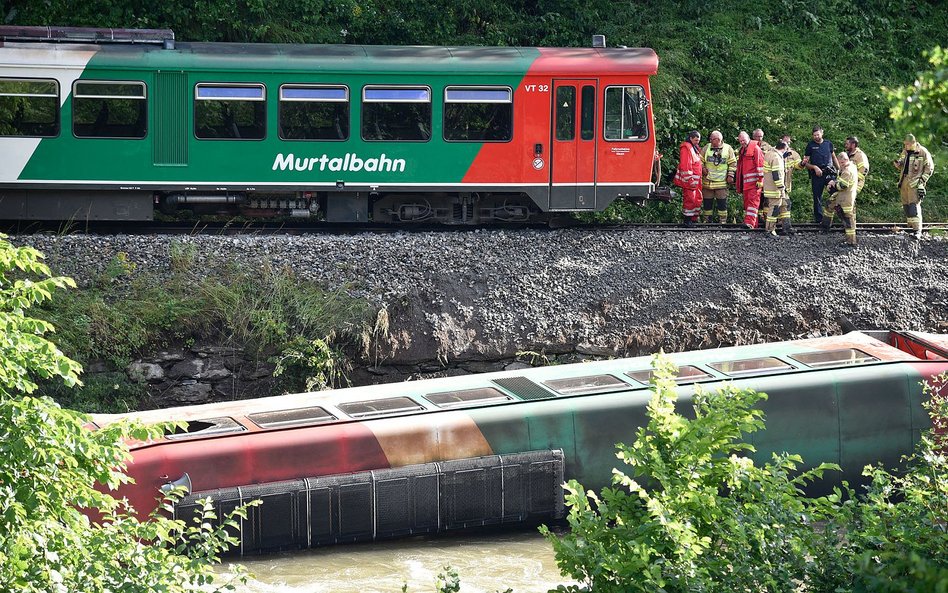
[626,365,714,384]
[444,87,512,103]
[74,81,146,99]
[543,374,630,396]
[195,84,266,101]
[280,85,348,102]
[0,77,59,137]
[248,406,338,429]
[72,80,147,139]
[338,396,426,419]
[363,86,431,102]
[709,356,795,377]
[425,387,514,408]
[788,348,880,369]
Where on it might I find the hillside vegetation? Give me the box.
[6,0,946,220]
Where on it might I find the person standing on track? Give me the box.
[736,131,763,228]
[894,133,935,239]
[674,130,703,227]
[762,140,790,237]
[825,151,859,246]
[779,134,802,234]
[801,125,839,224]
[845,136,869,195]
[700,130,737,223]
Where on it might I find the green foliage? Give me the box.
[0,237,252,592]
[272,335,352,391]
[543,355,837,592]
[885,46,948,148]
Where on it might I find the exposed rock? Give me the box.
[197,359,232,381]
[192,345,244,357]
[150,351,186,364]
[504,362,533,371]
[167,358,205,379]
[127,361,165,383]
[167,381,212,404]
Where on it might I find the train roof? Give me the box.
[92,330,947,430]
[0,41,659,75]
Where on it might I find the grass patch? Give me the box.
[37,245,376,411]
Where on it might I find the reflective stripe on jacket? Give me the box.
[674,141,703,190]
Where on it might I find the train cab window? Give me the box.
[709,356,794,378]
[555,86,575,141]
[73,81,146,139]
[194,83,265,140]
[248,406,337,429]
[425,387,513,409]
[580,85,595,141]
[338,396,425,418]
[164,417,245,440]
[604,86,649,141]
[362,86,431,141]
[626,365,713,385]
[279,84,349,141]
[788,348,879,369]
[0,78,59,137]
[543,374,629,396]
[443,86,512,142]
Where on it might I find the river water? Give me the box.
[225,529,575,593]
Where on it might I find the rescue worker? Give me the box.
[824,152,859,246]
[735,131,763,228]
[779,134,802,234]
[845,136,869,194]
[674,130,703,227]
[762,140,791,237]
[700,130,737,223]
[753,128,773,153]
[893,134,935,239]
[801,126,840,223]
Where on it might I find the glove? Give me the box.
[917,187,926,202]
[756,181,763,189]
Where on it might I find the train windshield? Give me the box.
[788,348,879,369]
[604,85,649,141]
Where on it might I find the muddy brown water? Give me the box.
[224,529,575,592]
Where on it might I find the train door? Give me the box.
[550,80,597,209]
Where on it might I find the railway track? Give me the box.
[2,219,946,236]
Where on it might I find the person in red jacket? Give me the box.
[735,130,764,228]
[674,130,703,227]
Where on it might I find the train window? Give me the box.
[248,406,337,429]
[709,357,794,378]
[0,78,59,137]
[194,83,266,140]
[425,387,513,409]
[443,86,512,142]
[164,417,246,440]
[604,86,649,141]
[580,85,595,141]
[543,374,629,396]
[72,81,146,139]
[555,86,575,141]
[362,86,431,142]
[279,84,349,141]
[338,396,425,418]
[788,348,880,369]
[626,365,713,385]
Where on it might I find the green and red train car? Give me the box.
[0,26,658,223]
[91,330,948,555]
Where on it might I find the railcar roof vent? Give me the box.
[0,26,175,48]
[592,34,606,49]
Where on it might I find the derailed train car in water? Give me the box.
[91,330,948,555]
[0,26,659,223]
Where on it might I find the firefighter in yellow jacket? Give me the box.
[762,141,792,237]
[893,134,935,239]
[845,136,869,194]
[700,130,737,223]
[825,152,859,246]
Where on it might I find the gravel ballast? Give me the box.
[14,229,948,367]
